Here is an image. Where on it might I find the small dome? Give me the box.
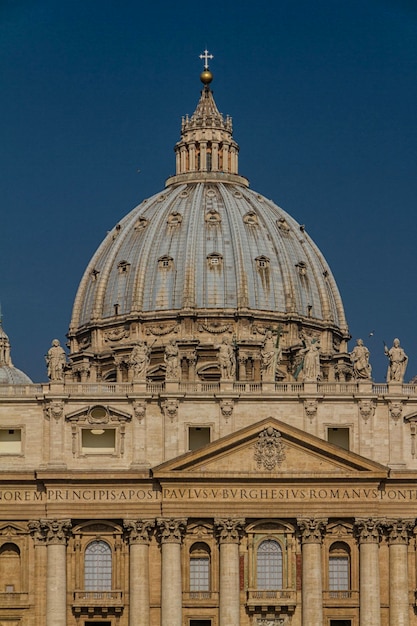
[0,318,33,384]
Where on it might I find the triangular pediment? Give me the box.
[153,418,388,479]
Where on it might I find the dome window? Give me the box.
[243,211,258,226]
[158,256,174,270]
[90,269,100,282]
[207,253,223,269]
[296,261,307,276]
[117,260,130,274]
[255,256,270,270]
[134,216,149,230]
[205,209,221,224]
[277,217,291,234]
[167,211,183,226]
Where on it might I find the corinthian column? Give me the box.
[32,519,72,626]
[157,518,187,626]
[386,519,414,626]
[124,519,154,626]
[214,518,245,626]
[297,518,327,626]
[355,518,383,626]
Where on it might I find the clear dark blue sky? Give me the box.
[1,0,416,383]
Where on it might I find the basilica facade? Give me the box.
[0,59,416,626]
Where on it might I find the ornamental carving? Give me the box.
[146,323,179,336]
[257,619,288,626]
[78,335,91,349]
[198,321,231,334]
[389,400,403,422]
[384,519,414,545]
[354,518,383,544]
[220,399,234,419]
[123,519,154,544]
[132,400,146,422]
[304,398,318,419]
[103,327,130,342]
[28,519,72,545]
[44,400,64,421]
[254,427,286,471]
[214,518,245,544]
[156,518,187,544]
[358,399,376,421]
[161,399,178,421]
[297,518,327,544]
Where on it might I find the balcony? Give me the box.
[246,589,297,612]
[323,590,359,606]
[182,590,219,607]
[0,591,29,608]
[72,590,123,614]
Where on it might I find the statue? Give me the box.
[350,339,372,379]
[300,337,321,382]
[384,338,408,383]
[46,339,66,381]
[217,336,236,380]
[164,338,180,380]
[129,341,151,381]
[260,330,281,382]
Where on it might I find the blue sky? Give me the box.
[1,0,416,382]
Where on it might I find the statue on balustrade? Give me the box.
[129,340,151,381]
[299,336,321,382]
[260,330,282,382]
[46,339,66,381]
[384,338,408,383]
[164,338,180,380]
[350,338,372,379]
[217,336,236,380]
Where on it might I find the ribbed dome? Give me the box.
[71,182,346,329]
[68,65,350,382]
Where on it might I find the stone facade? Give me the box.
[0,59,416,626]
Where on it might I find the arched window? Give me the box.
[257,539,283,590]
[189,543,210,592]
[85,540,112,591]
[329,542,350,595]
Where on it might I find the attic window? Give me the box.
[327,427,350,451]
[90,269,100,281]
[189,427,211,451]
[207,253,223,268]
[117,260,130,274]
[158,256,173,270]
[255,256,270,270]
[0,429,22,455]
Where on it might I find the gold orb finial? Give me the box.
[200,69,213,85]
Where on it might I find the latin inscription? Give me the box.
[1,486,417,503]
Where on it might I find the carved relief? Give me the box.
[304,399,318,419]
[243,211,258,225]
[132,401,146,422]
[198,321,231,334]
[358,399,376,421]
[254,427,286,471]
[123,519,154,544]
[103,327,130,342]
[214,518,245,544]
[161,399,179,421]
[205,208,221,224]
[28,519,72,545]
[219,399,234,419]
[384,519,414,545]
[277,217,291,234]
[389,400,403,422]
[146,323,179,336]
[44,400,64,421]
[156,518,187,544]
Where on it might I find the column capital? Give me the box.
[384,518,415,545]
[28,519,72,545]
[297,518,327,544]
[124,519,154,544]
[354,517,384,544]
[214,517,245,544]
[156,517,187,544]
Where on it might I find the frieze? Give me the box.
[198,321,231,334]
[103,327,130,342]
[145,323,179,336]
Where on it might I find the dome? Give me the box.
[68,67,350,383]
[0,318,32,384]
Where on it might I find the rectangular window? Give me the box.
[190,557,210,591]
[327,427,350,451]
[81,429,115,454]
[188,427,210,451]
[0,429,22,454]
[329,556,349,591]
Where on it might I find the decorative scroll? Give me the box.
[214,518,245,544]
[156,518,187,544]
[297,518,327,544]
[254,427,286,471]
[124,519,154,544]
